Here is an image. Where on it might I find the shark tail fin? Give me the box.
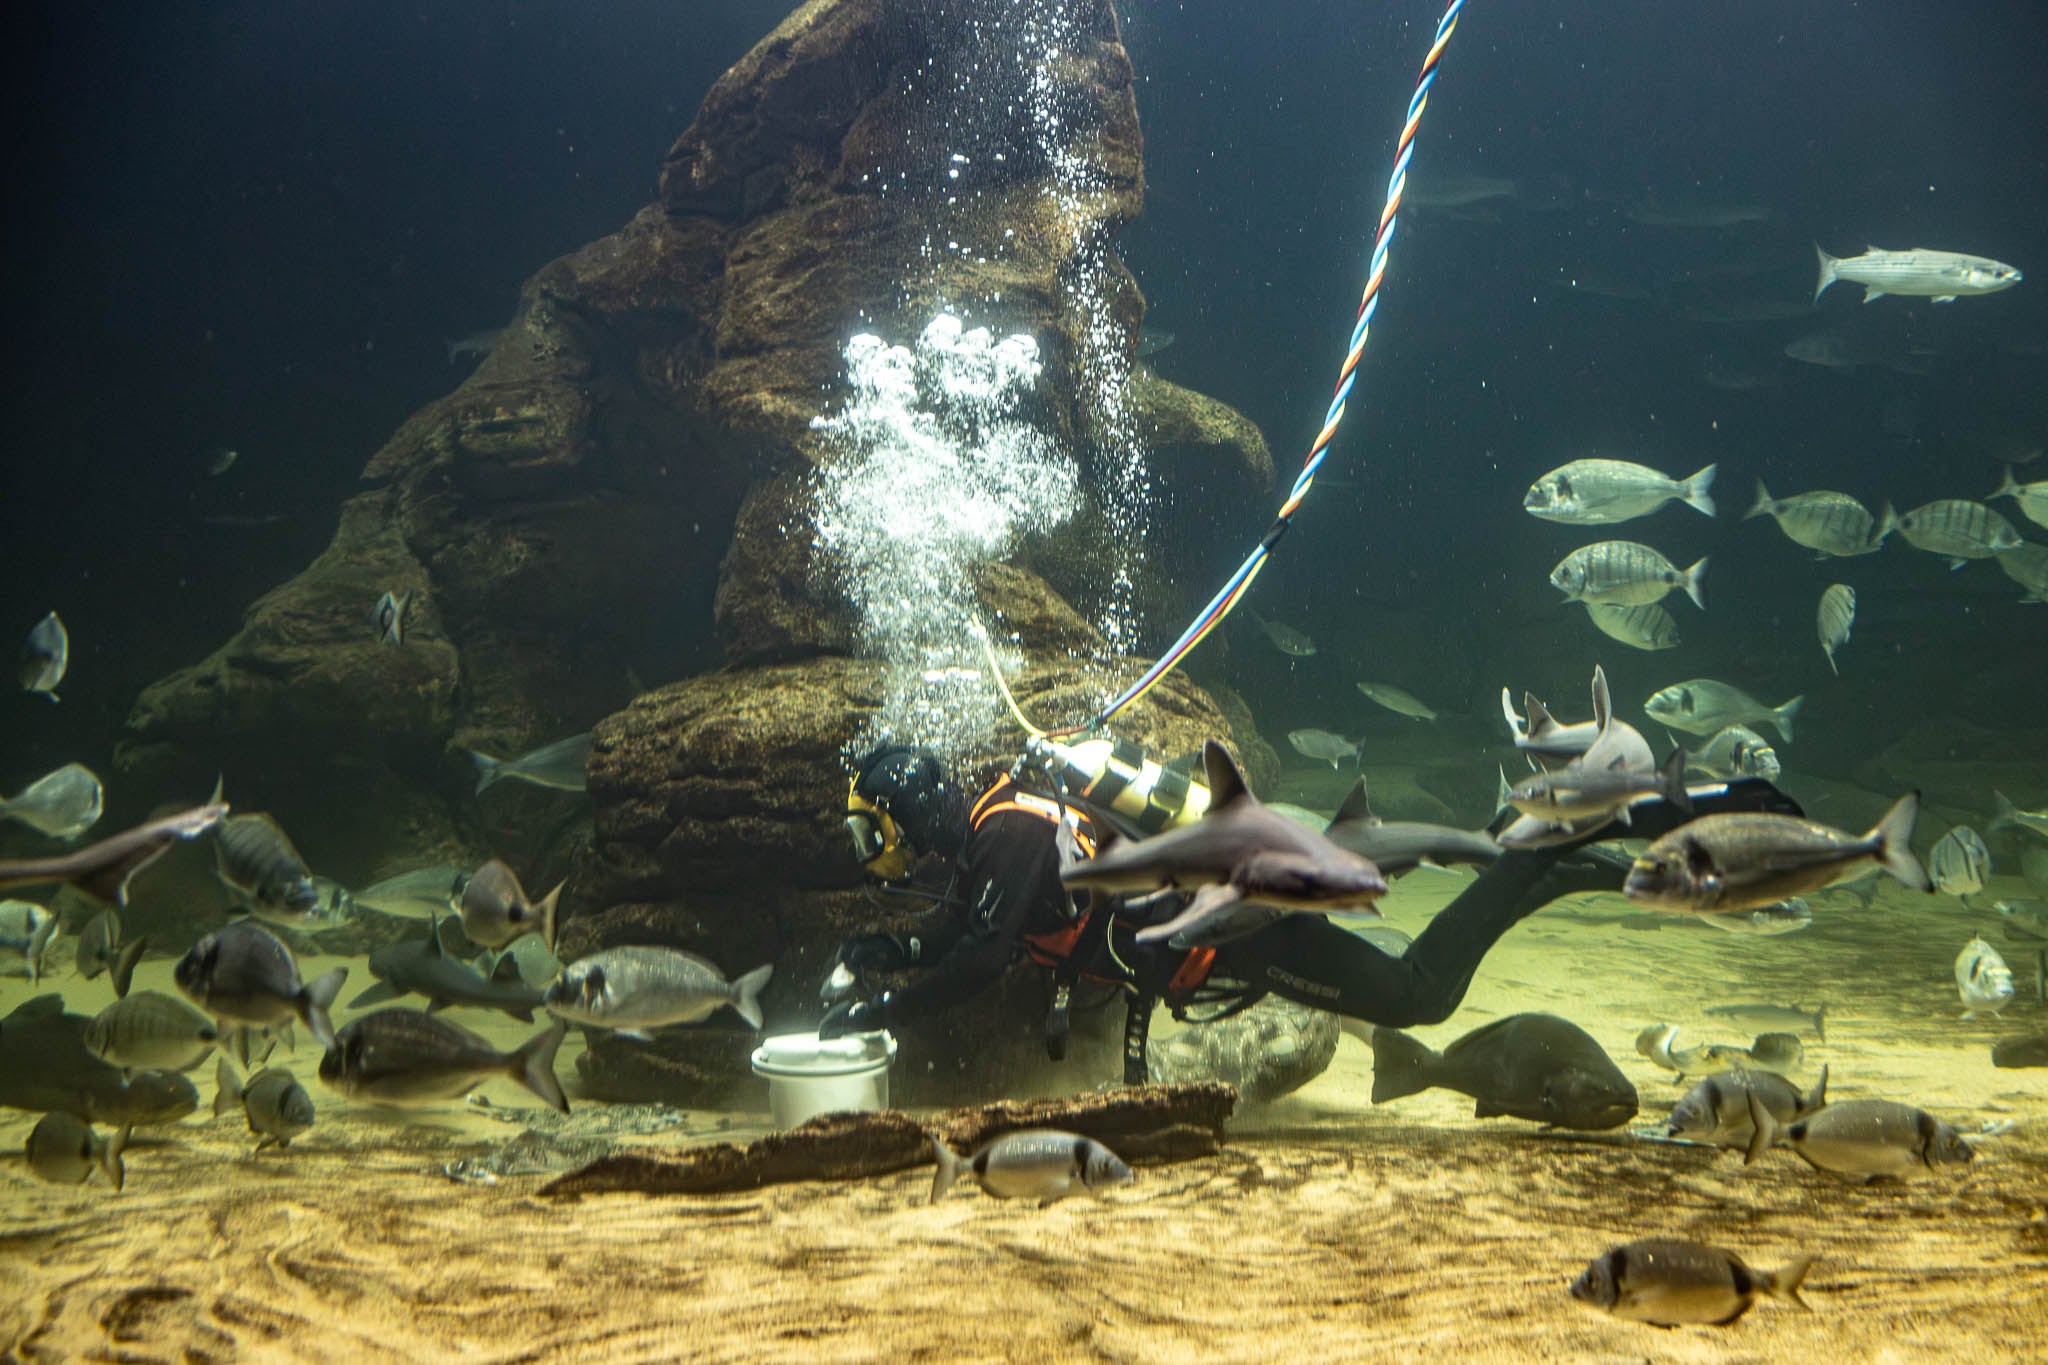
[1991,790,2017,832]
[1801,1063,1829,1114]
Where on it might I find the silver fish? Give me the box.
[0,995,198,1126]
[84,991,219,1072]
[318,1008,567,1113]
[351,920,546,1021]
[543,947,771,1037]
[1549,541,1707,609]
[1320,779,1500,878]
[0,899,57,984]
[1955,936,2014,1018]
[1569,1238,1812,1328]
[1992,791,2048,842]
[1645,679,1801,743]
[928,1129,1133,1204]
[1816,584,1855,675]
[1814,243,2022,304]
[372,589,412,646]
[1522,459,1717,525]
[1682,725,1780,782]
[1585,601,1680,651]
[1998,542,2048,603]
[1930,826,1991,900]
[468,733,591,795]
[341,864,468,923]
[1625,793,1929,914]
[1703,1001,1826,1041]
[1784,328,1933,374]
[19,611,67,702]
[174,918,347,1050]
[214,813,321,926]
[0,763,104,840]
[1667,1067,1828,1151]
[1988,465,2048,532]
[1744,481,1894,557]
[1287,728,1362,769]
[74,908,146,999]
[1745,1093,1973,1180]
[1699,898,1812,936]
[1354,681,1437,720]
[1508,748,1689,830]
[214,1059,315,1150]
[1248,610,1315,657]
[458,860,562,951]
[25,1112,126,1191]
[1897,499,2024,568]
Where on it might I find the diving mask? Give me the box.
[845,782,911,881]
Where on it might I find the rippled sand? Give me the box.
[4,875,2046,1362]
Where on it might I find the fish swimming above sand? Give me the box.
[319,1008,567,1114]
[0,802,227,907]
[350,919,546,1021]
[0,900,57,985]
[1550,541,1707,610]
[1744,482,1895,558]
[1744,1092,1973,1181]
[469,734,592,795]
[175,919,347,1051]
[928,1129,1133,1205]
[543,946,771,1037]
[1929,826,1990,901]
[25,1111,127,1191]
[0,763,104,841]
[1667,1067,1828,1151]
[83,991,219,1072]
[1522,459,1716,525]
[1569,1238,1812,1329]
[1370,1014,1637,1130]
[214,812,323,927]
[1703,1001,1826,1041]
[1956,936,2014,1019]
[214,1059,315,1150]
[1625,792,1929,914]
[1071,742,1387,950]
[1814,243,2022,304]
[0,995,199,1127]
[19,611,67,702]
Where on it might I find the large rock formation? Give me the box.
[118,0,1276,1103]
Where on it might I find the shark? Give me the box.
[0,802,228,905]
[348,916,544,1021]
[1059,740,1388,950]
[1321,778,1501,877]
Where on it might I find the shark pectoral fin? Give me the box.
[1134,883,1241,946]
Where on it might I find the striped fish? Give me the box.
[1815,244,2022,304]
[1816,584,1855,675]
[1744,481,1894,557]
[1997,542,2048,602]
[1989,465,2048,532]
[1585,601,1680,651]
[1549,541,1708,609]
[1897,499,2023,568]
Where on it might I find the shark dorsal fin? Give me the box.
[1590,665,1612,731]
[1523,695,1558,740]
[1201,740,1251,810]
[1331,778,1376,827]
[491,953,524,984]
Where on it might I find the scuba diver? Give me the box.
[821,742,1800,1085]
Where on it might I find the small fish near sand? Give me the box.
[1369,1013,1638,1130]
[928,1129,1133,1205]
[214,1059,315,1150]
[1625,792,1929,914]
[1744,1093,1973,1181]
[1287,729,1363,769]
[468,734,592,796]
[1744,482,1894,558]
[84,991,220,1072]
[174,918,348,1051]
[75,907,146,998]
[0,763,105,841]
[1666,1067,1828,1151]
[1522,459,1717,525]
[318,1008,568,1114]
[1550,541,1707,610]
[1929,826,1991,901]
[458,859,562,951]
[1816,584,1855,675]
[19,611,68,702]
[1355,681,1439,721]
[1569,1238,1812,1328]
[1955,936,2014,1019]
[0,900,57,984]
[1813,243,2022,304]
[1703,1001,1826,1042]
[24,1112,127,1192]
[543,947,771,1038]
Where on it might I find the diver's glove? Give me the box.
[839,932,924,974]
[818,992,893,1041]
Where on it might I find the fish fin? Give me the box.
[1861,286,1886,303]
[425,997,451,1013]
[1657,748,1692,813]
[1824,646,1838,676]
[1870,792,1931,892]
[1681,556,1709,611]
[929,1134,963,1203]
[1990,790,2016,832]
[490,953,524,984]
[104,1126,129,1192]
[1768,1254,1816,1311]
[1990,465,2019,502]
[110,937,147,1000]
[1589,666,1612,732]
[730,963,773,1030]
[508,1008,535,1024]
[1135,883,1246,946]
[1500,687,1525,739]
[1523,695,1560,741]
[1330,779,1376,828]
[1201,740,1252,809]
[1948,557,1966,571]
[1366,1027,1441,1105]
[213,1058,244,1118]
[299,967,349,1052]
[469,750,503,795]
[1931,294,1956,304]
[1683,463,1717,517]
[1812,243,1838,302]
[11,993,65,1021]
[536,881,564,954]
[1802,1064,1829,1113]
[25,915,57,985]
[348,981,401,1009]
[1772,695,1802,745]
[1744,478,1773,520]
[618,1029,655,1043]
[510,1020,569,1114]
[1742,1086,1780,1165]
[80,838,176,907]
[1873,503,1899,546]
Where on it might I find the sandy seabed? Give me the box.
[4,871,2046,1363]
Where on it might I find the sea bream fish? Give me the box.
[1522,459,1717,525]
[1625,792,1930,914]
[83,991,219,1072]
[214,1059,315,1150]
[1897,499,2024,568]
[1645,679,1801,743]
[0,763,104,840]
[318,1008,568,1114]
[1355,681,1438,721]
[1744,1093,1973,1181]
[1680,726,1780,782]
[1929,826,1991,900]
[0,900,57,985]
[24,1112,127,1191]
[214,812,322,927]
[1815,584,1855,675]
[19,611,68,702]
[1287,729,1363,770]
[928,1129,1133,1205]
[1569,1239,1812,1329]
[1955,936,2014,1018]
[1991,791,2048,843]
[174,918,347,1051]
[1744,481,1894,557]
[468,733,592,795]
[1814,243,2022,304]
[1072,742,1388,950]
[1584,600,1680,651]
[1549,541,1707,610]
[542,946,772,1038]
[458,859,562,951]
[1988,464,2048,531]
[1247,610,1316,657]
[75,907,147,999]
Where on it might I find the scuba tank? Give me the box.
[1020,733,1210,837]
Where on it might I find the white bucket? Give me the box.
[749,1030,899,1129]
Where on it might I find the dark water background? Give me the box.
[6,0,2045,794]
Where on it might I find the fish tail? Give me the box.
[1744,478,1773,520]
[469,750,504,795]
[1682,463,1717,517]
[1812,1004,1826,1045]
[1870,792,1931,893]
[1681,557,1709,612]
[110,936,148,1001]
[1823,643,1838,677]
[1770,695,1802,745]
[928,1134,964,1203]
[1991,790,2016,832]
[1871,502,1899,547]
[510,1019,570,1114]
[1367,1027,1441,1105]
[1802,1063,1829,1112]
[1766,1254,1817,1311]
[1657,747,1692,814]
[1742,1086,1780,1165]
[537,881,565,954]
[104,1126,130,1193]
[300,967,349,1052]
[1813,242,1839,302]
[729,963,773,1030]
[1989,465,2019,502]
[214,1057,245,1119]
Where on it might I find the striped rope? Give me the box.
[1061,0,1464,737]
